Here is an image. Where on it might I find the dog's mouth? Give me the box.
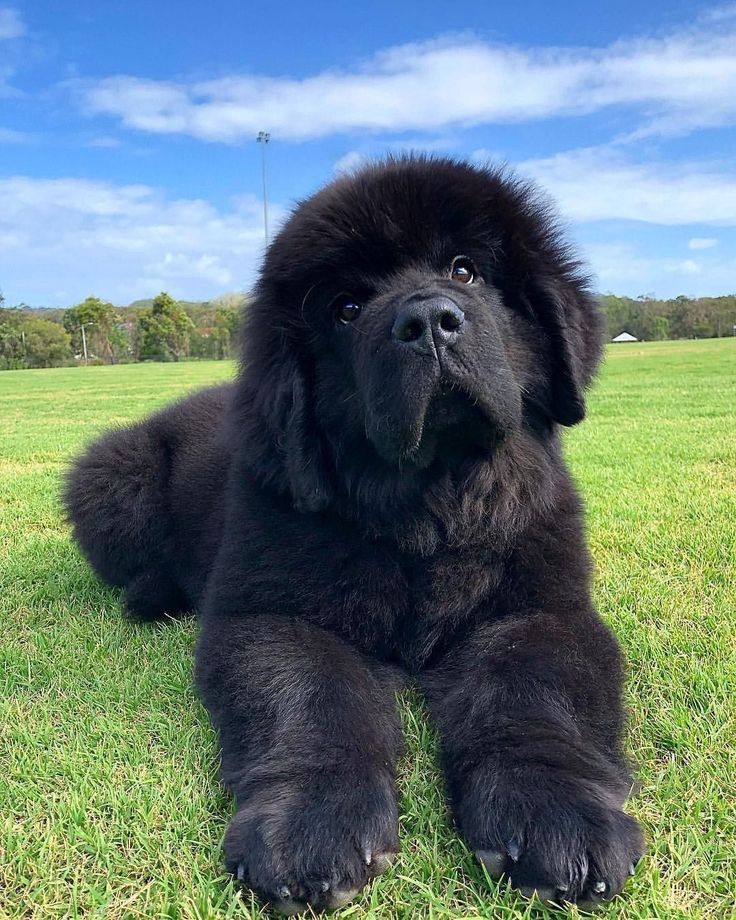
[367,377,503,470]
[399,380,500,469]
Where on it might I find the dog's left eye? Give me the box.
[333,295,362,324]
[450,257,477,284]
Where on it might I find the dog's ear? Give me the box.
[277,356,334,512]
[236,344,334,513]
[532,275,603,427]
[489,169,604,428]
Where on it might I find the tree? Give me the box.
[652,316,669,341]
[0,306,26,369]
[212,307,240,359]
[138,292,195,361]
[63,296,119,363]
[20,317,71,368]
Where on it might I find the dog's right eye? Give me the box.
[333,296,362,324]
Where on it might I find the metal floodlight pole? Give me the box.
[80,322,95,366]
[256,131,270,246]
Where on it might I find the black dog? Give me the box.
[65,157,644,913]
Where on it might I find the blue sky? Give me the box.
[1,0,735,305]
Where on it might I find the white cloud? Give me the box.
[0,126,30,142]
[688,237,719,249]
[0,7,24,40]
[333,151,368,175]
[678,258,702,275]
[699,2,736,23]
[88,135,122,148]
[77,16,736,142]
[517,147,736,225]
[584,242,736,297]
[0,177,276,305]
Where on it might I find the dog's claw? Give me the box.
[276,885,292,900]
[236,863,245,882]
[368,850,395,874]
[506,840,521,862]
[593,880,606,895]
[519,885,556,901]
[476,849,507,879]
[327,886,361,908]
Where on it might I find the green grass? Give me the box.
[1,340,734,919]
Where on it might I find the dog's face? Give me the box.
[240,158,602,513]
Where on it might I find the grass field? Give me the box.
[1,339,735,920]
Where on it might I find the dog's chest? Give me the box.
[320,537,503,667]
[396,546,505,668]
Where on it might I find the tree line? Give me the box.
[0,291,243,370]
[600,293,736,341]
[1,289,735,370]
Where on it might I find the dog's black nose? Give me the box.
[392,297,465,353]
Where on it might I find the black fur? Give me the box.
[65,157,643,913]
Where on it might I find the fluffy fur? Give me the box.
[65,157,643,913]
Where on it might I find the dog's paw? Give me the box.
[459,769,644,907]
[225,771,398,914]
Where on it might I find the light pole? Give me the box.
[256,131,270,246]
[80,322,95,365]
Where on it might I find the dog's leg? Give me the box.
[421,607,644,908]
[195,614,402,914]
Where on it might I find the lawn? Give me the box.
[1,340,734,920]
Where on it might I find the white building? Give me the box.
[612,332,638,343]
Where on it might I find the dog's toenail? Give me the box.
[476,849,507,879]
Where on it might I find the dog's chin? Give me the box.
[369,384,506,471]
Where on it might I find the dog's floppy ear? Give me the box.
[277,356,334,512]
[532,275,603,427]
[490,169,604,428]
[236,344,334,513]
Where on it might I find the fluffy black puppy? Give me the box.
[65,157,644,913]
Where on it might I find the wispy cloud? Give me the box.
[88,135,122,148]
[688,237,719,249]
[0,7,24,40]
[333,151,368,175]
[0,126,31,143]
[77,15,736,143]
[0,177,275,305]
[586,241,736,296]
[514,148,736,225]
[0,7,27,98]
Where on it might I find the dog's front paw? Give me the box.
[225,770,398,914]
[458,767,644,907]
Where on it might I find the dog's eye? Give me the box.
[450,257,476,284]
[333,295,362,324]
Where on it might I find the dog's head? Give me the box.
[236,157,602,517]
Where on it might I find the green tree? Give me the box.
[212,307,240,359]
[63,296,119,363]
[652,316,669,341]
[138,292,195,361]
[0,306,27,369]
[20,317,72,368]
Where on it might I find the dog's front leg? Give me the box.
[421,602,644,908]
[195,613,401,915]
